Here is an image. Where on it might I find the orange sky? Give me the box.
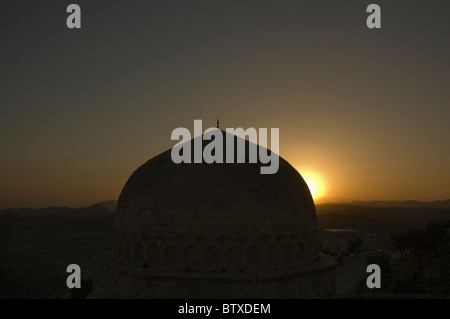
[1,1,449,209]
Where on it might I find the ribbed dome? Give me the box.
[114,130,318,273]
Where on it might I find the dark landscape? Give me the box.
[1,200,449,298]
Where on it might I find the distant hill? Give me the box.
[338,199,450,209]
[95,200,118,211]
[0,206,71,216]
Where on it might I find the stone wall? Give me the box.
[90,254,336,298]
[113,230,318,272]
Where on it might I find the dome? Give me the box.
[114,130,318,273]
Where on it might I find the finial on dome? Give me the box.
[217,116,219,129]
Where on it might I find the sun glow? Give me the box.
[297,170,326,201]
[306,180,316,197]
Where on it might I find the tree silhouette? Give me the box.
[389,231,408,258]
[390,219,450,266]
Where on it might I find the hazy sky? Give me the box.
[1,1,449,208]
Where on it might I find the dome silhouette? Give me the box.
[92,130,336,298]
[115,130,317,272]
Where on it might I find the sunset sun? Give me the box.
[298,170,326,201]
[306,180,316,197]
